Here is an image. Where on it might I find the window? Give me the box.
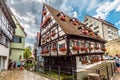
[76,41,80,46]
[59,43,65,49]
[94,26,99,30]
[69,40,72,47]
[13,36,22,43]
[95,31,99,34]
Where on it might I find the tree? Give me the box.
[23,48,31,59]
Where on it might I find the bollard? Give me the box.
[49,65,51,77]
[72,67,74,80]
[58,66,60,80]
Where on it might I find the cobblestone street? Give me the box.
[0,70,51,80]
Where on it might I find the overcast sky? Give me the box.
[6,0,120,49]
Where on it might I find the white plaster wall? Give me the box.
[0,45,9,70]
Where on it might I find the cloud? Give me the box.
[115,21,120,26]
[94,0,120,19]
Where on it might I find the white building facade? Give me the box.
[84,15,119,41]
[0,0,16,73]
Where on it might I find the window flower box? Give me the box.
[72,46,80,51]
[44,50,49,53]
[41,51,45,54]
[42,11,47,15]
[81,47,87,51]
[101,48,106,51]
[60,16,66,21]
[72,21,78,26]
[41,16,51,28]
[52,48,57,51]
[59,47,67,51]
[81,60,88,64]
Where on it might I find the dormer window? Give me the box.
[57,12,66,21]
[70,18,79,26]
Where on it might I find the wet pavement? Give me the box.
[0,70,51,80]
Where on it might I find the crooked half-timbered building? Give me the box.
[39,4,107,72]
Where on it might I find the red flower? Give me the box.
[81,47,87,51]
[41,16,51,28]
[60,16,66,21]
[82,30,88,35]
[72,21,78,26]
[72,46,80,51]
[42,11,47,15]
[52,48,57,51]
[44,50,49,53]
[59,48,67,51]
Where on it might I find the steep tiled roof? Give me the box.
[44,4,106,42]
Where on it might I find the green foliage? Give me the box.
[23,47,31,59]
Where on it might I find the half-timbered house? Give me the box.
[39,4,107,72]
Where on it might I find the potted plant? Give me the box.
[59,47,67,51]
[72,46,80,51]
[81,47,87,51]
[52,47,57,51]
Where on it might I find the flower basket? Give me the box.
[59,47,67,51]
[72,46,80,51]
[95,46,99,50]
[72,21,77,26]
[42,11,47,15]
[89,47,93,50]
[52,48,57,51]
[101,48,106,51]
[60,16,66,21]
[81,47,87,51]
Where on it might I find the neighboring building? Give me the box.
[39,4,107,72]
[36,32,43,69]
[84,15,119,41]
[10,14,27,62]
[0,0,16,72]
